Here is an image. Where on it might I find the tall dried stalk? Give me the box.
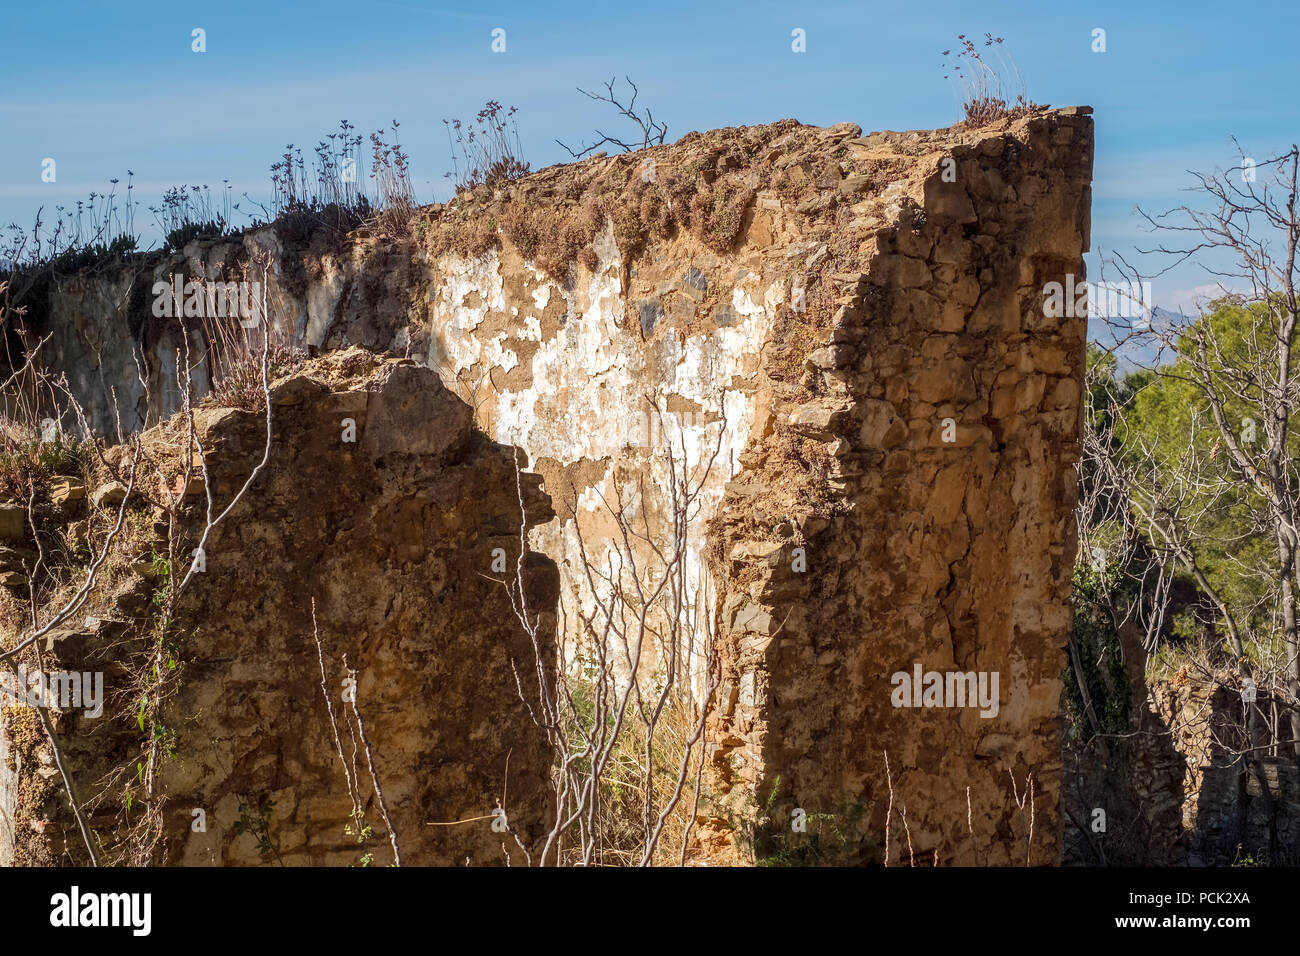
[497,398,724,866]
[0,252,278,864]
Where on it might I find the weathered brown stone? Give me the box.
[49,477,86,506]
[7,107,1093,868]
[0,503,27,543]
[90,481,127,510]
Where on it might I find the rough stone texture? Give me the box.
[1063,639,1300,868]
[699,110,1093,864]
[1148,680,1300,866]
[6,107,1094,865]
[5,351,557,865]
[1061,617,1189,867]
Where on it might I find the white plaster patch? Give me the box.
[531,281,550,313]
[428,229,776,680]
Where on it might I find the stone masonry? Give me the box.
[6,106,1093,865]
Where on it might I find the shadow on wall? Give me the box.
[7,352,561,866]
[1066,676,1300,867]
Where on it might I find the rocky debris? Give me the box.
[48,477,86,506]
[788,402,847,441]
[160,473,205,498]
[0,543,36,591]
[90,481,127,510]
[729,540,783,566]
[0,503,29,543]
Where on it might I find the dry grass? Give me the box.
[556,679,707,866]
[0,417,91,503]
[427,145,763,284]
[941,33,1041,127]
[200,316,305,412]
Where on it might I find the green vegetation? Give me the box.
[234,796,284,865]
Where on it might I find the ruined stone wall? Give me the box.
[9,107,1093,865]
[1148,680,1300,866]
[698,109,1092,864]
[2,352,556,865]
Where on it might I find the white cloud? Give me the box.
[1160,282,1246,316]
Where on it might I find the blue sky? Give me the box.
[2,0,1296,316]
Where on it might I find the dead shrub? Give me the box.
[941,33,1041,126]
[200,314,304,413]
[499,205,542,261]
[689,177,756,253]
[443,102,531,194]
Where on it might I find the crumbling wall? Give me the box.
[9,107,1093,865]
[1148,680,1300,866]
[3,351,556,865]
[699,109,1093,864]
